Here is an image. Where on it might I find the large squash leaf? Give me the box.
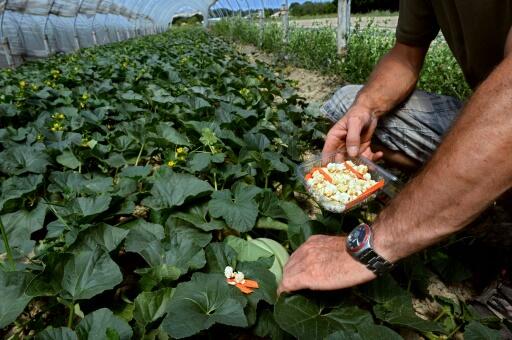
[76,308,132,340]
[61,246,122,300]
[208,183,262,232]
[162,273,247,338]
[0,270,34,328]
[142,169,213,210]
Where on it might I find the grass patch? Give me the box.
[211,18,471,99]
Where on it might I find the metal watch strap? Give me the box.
[358,247,394,275]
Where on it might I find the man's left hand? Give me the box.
[277,235,377,294]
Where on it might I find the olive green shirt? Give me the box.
[396,0,512,89]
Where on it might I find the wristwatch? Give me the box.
[346,223,394,275]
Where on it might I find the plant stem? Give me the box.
[0,217,15,270]
[433,309,447,322]
[67,303,74,328]
[135,142,145,166]
[447,324,463,338]
[264,175,269,189]
[213,172,218,191]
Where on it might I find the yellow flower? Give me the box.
[239,88,251,98]
[82,93,89,100]
[176,147,188,155]
[31,84,38,90]
[167,160,176,168]
[53,122,61,128]
[19,80,26,88]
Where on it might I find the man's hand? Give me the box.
[322,105,383,160]
[277,235,376,294]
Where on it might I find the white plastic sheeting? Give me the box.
[0,0,218,67]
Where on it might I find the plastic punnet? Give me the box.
[296,151,401,213]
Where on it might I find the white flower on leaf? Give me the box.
[224,266,234,279]
[234,272,245,284]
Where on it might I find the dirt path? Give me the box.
[236,44,340,104]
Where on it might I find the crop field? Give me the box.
[0,27,501,339]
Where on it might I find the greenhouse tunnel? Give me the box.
[0,0,209,67]
[0,0,291,68]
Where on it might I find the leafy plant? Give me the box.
[0,27,498,339]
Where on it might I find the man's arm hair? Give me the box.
[372,51,512,262]
[354,42,428,116]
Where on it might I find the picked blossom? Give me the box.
[224,266,234,279]
[224,266,259,294]
[234,272,245,284]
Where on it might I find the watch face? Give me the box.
[347,224,370,252]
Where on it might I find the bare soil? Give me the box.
[236,43,340,104]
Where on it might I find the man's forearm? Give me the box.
[372,55,512,262]
[354,43,427,115]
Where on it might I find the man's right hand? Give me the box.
[322,104,383,161]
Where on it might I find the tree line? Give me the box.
[290,0,398,16]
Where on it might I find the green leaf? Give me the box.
[430,251,472,283]
[120,166,151,178]
[249,238,289,284]
[279,201,312,250]
[76,308,132,340]
[0,203,46,256]
[188,152,212,172]
[254,309,289,340]
[225,236,273,262]
[163,234,207,274]
[0,145,50,175]
[36,327,78,340]
[74,195,112,217]
[56,151,81,169]
[326,324,402,340]
[274,294,374,339]
[359,274,410,303]
[0,270,34,328]
[464,321,501,340]
[205,242,238,273]
[256,217,288,231]
[0,174,43,210]
[121,90,143,101]
[74,223,129,252]
[262,151,289,172]
[162,273,248,339]
[124,219,165,267]
[166,219,212,247]
[238,259,278,306]
[208,183,262,232]
[135,265,181,292]
[373,295,446,333]
[170,203,226,231]
[61,246,123,300]
[142,170,213,210]
[134,288,174,327]
[244,132,270,151]
[155,123,190,146]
